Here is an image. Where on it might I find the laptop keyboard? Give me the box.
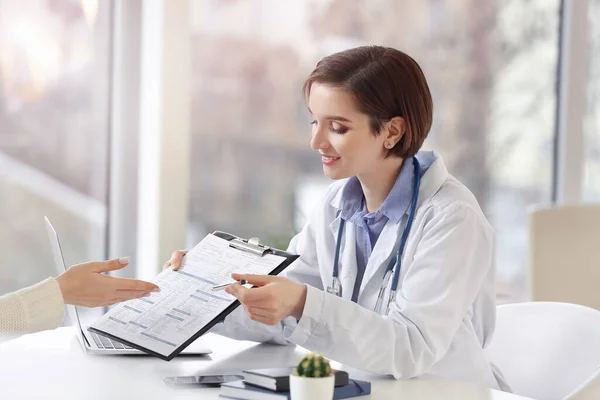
[90,331,134,350]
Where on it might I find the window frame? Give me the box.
[108,0,592,291]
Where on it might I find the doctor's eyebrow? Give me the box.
[307,108,353,123]
[323,115,352,123]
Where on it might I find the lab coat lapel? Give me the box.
[358,217,402,297]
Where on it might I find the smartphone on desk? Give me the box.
[164,374,245,388]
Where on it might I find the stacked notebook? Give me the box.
[219,367,371,399]
[243,367,348,392]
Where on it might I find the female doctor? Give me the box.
[167,45,507,390]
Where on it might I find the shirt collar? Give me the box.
[338,176,364,221]
[330,151,442,215]
[338,157,416,224]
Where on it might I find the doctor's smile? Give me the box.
[320,154,340,166]
[165,45,508,391]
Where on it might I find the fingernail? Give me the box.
[151,288,160,292]
[119,257,130,265]
[143,293,151,297]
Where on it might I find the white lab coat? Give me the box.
[213,153,507,390]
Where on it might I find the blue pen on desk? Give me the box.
[211,279,247,291]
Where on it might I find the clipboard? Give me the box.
[88,231,299,361]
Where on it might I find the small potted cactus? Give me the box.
[289,353,335,400]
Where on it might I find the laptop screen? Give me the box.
[44,217,85,334]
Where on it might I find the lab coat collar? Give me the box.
[329,151,448,214]
[414,152,448,209]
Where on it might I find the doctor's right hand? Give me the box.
[164,250,188,271]
[56,258,160,307]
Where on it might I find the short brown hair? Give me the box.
[303,46,433,159]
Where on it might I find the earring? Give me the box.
[385,142,393,149]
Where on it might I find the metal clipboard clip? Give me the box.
[229,236,271,256]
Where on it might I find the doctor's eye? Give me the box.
[310,120,317,126]
[331,123,348,135]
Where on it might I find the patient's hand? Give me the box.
[56,258,160,307]
[164,250,188,271]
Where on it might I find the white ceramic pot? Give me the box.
[289,374,335,400]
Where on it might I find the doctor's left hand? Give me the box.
[225,274,307,325]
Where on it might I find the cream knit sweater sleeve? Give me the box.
[0,278,65,336]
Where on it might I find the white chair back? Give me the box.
[487,302,600,400]
[529,204,600,309]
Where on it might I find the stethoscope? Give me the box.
[326,157,421,315]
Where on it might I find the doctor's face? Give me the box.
[308,83,387,180]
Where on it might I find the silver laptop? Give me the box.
[44,217,211,356]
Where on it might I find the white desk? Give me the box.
[0,327,531,399]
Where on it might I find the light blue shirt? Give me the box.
[338,151,437,302]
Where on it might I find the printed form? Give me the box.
[89,234,285,357]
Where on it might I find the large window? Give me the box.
[584,0,600,201]
[0,0,111,321]
[188,0,561,302]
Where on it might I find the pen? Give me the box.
[211,279,247,291]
